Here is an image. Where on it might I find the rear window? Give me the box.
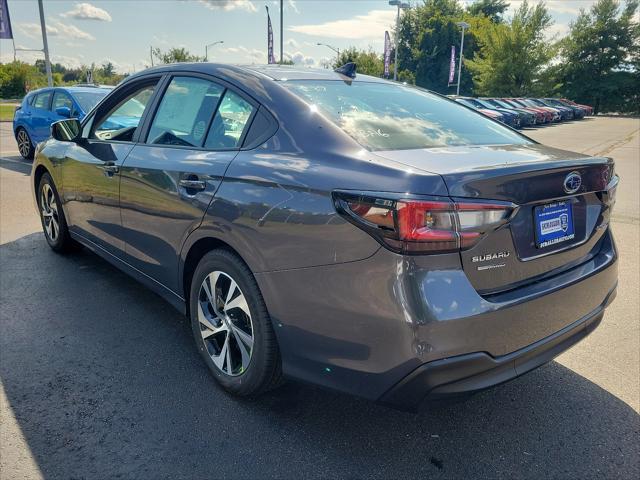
[283,81,529,151]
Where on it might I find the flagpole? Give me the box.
[279,0,283,64]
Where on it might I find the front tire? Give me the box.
[189,249,282,396]
[37,173,75,253]
[16,128,34,160]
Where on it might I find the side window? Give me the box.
[26,94,36,106]
[52,91,73,110]
[204,90,254,149]
[147,77,224,147]
[33,91,52,110]
[91,83,156,142]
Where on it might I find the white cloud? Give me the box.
[285,38,299,49]
[51,54,85,69]
[287,0,300,14]
[17,20,95,41]
[289,9,395,39]
[286,50,315,65]
[544,22,571,40]
[221,45,265,62]
[50,21,96,40]
[198,0,257,13]
[505,0,597,17]
[61,3,112,22]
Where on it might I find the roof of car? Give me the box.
[26,85,113,95]
[127,62,388,83]
[64,86,113,93]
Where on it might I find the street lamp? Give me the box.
[205,40,224,62]
[455,21,470,96]
[389,0,410,81]
[317,42,340,64]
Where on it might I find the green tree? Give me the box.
[0,61,47,98]
[557,0,639,114]
[396,0,479,94]
[465,0,555,96]
[152,47,204,64]
[101,62,116,77]
[467,0,509,23]
[332,47,385,77]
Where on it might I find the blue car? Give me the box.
[13,85,111,159]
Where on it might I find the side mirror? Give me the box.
[51,118,81,142]
[55,106,71,118]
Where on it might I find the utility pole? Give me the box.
[456,21,470,96]
[37,0,52,87]
[280,0,283,63]
[150,45,154,67]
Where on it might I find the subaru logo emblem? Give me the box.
[564,171,582,194]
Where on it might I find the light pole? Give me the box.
[317,42,340,65]
[389,1,410,81]
[205,40,224,62]
[37,0,52,87]
[455,21,470,96]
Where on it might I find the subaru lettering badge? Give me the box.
[564,171,582,194]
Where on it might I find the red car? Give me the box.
[500,99,549,124]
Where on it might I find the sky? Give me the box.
[0,0,602,74]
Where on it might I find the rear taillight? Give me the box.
[334,192,516,254]
[602,174,619,210]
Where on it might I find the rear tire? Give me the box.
[37,173,76,253]
[16,128,34,160]
[189,249,282,396]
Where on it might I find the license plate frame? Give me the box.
[534,201,575,248]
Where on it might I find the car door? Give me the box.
[60,76,162,257]
[119,74,256,292]
[30,90,53,142]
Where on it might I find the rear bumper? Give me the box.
[257,228,617,405]
[378,285,616,411]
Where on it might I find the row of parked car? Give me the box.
[451,96,593,129]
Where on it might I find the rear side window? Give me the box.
[147,76,224,147]
[33,91,51,110]
[204,90,254,149]
[283,81,530,151]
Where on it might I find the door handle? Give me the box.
[101,163,119,176]
[179,178,206,191]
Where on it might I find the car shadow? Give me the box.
[0,156,32,176]
[1,233,638,479]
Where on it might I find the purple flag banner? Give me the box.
[383,31,391,78]
[0,0,13,40]
[266,6,275,64]
[448,45,456,84]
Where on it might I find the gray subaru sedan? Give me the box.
[31,64,618,410]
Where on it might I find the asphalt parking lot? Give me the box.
[1,117,639,479]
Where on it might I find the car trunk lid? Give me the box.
[373,143,615,293]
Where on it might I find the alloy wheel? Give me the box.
[197,271,254,376]
[40,183,60,242]
[17,130,31,158]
